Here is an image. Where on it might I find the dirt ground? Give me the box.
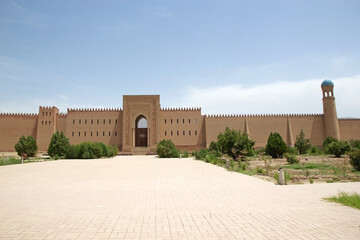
[248,155,360,184]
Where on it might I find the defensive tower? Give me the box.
[321,80,340,139]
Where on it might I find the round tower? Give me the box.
[321,80,340,140]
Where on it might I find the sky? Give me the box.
[0,0,359,117]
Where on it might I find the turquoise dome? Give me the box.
[321,79,334,87]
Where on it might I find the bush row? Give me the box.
[65,142,118,159]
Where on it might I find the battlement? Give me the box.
[58,113,68,117]
[39,106,58,110]
[0,113,38,117]
[206,113,323,118]
[67,108,122,112]
[161,107,201,111]
[339,118,360,120]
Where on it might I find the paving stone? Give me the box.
[0,156,359,239]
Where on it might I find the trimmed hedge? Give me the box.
[65,142,118,159]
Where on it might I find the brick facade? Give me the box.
[0,81,359,153]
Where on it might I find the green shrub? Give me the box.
[284,153,299,164]
[308,146,324,155]
[194,149,209,160]
[349,139,360,150]
[96,142,108,157]
[91,144,103,158]
[77,142,94,159]
[14,135,38,158]
[181,151,189,158]
[156,139,179,158]
[294,129,311,154]
[349,149,360,171]
[216,127,255,160]
[47,131,70,158]
[63,142,118,159]
[107,145,119,157]
[265,132,287,158]
[287,147,298,155]
[328,140,350,157]
[209,141,220,152]
[323,136,338,154]
[205,153,218,163]
[65,145,78,159]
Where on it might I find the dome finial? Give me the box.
[321,79,334,87]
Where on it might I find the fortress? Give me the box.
[0,80,359,154]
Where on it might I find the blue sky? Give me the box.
[1,0,360,117]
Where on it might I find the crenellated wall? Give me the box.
[0,113,38,151]
[204,114,325,148]
[0,85,359,153]
[339,118,360,141]
[159,108,206,148]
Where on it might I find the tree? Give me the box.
[323,136,338,154]
[14,135,38,158]
[294,129,311,154]
[47,131,70,158]
[156,139,180,158]
[328,140,350,157]
[265,132,287,158]
[216,127,255,160]
[349,149,360,171]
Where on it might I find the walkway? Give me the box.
[0,156,359,240]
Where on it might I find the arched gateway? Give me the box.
[135,115,147,147]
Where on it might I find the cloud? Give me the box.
[181,75,360,118]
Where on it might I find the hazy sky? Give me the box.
[1,0,359,117]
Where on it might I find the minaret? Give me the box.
[321,80,340,139]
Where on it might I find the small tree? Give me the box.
[265,132,287,158]
[328,140,350,157]
[349,149,360,171]
[14,135,38,158]
[294,129,311,154]
[216,127,255,160]
[47,131,70,158]
[323,136,338,154]
[156,139,180,158]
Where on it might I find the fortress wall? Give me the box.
[204,116,247,148]
[205,114,325,148]
[289,115,325,147]
[36,107,58,151]
[56,114,67,133]
[339,119,360,141]
[66,109,123,149]
[159,108,206,148]
[0,114,38,151]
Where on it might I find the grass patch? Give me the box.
[0,157,21,166]
[324,192,360,210]
[283,163,332,170]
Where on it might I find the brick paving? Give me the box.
[0,156,359,240]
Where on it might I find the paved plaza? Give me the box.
[0,156,359,240]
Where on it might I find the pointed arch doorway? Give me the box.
[135,115,148,147]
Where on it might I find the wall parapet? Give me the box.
[339,118,360,120]
[205,113,324,118]
[0,113,38,117]
[161,107,201,111]
[67,108,122,112]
